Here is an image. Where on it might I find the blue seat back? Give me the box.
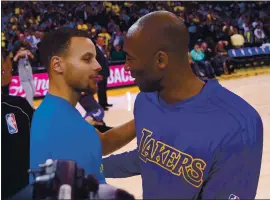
[251,47,260,55]
[258,47,267,55]
[228,49,245,57]
[244,48,253,57]
[264,46,270,54]
[228,49,237,58]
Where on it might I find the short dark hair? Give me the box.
[39,27,89,71]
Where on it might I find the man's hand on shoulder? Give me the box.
[96,120,136,156]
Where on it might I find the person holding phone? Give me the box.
[13,43,35,107]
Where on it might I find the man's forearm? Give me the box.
[98,119,136,156]
[103,149,141,178]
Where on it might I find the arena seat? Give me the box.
[228,46,270,68]
[228,48,250,68]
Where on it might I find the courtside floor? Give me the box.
[34,71,270,199]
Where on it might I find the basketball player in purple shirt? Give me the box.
[103,11,263,199]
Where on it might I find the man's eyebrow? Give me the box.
[82,52,95,58]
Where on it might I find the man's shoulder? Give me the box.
[205,83,263,150]
[2,95,34,116]
[34,103,96,132]
[2,95,29,106]
[216,84,258,111]
[212,83,262,128]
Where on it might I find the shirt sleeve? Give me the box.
[199,120,263,200]
[103,149,141,178]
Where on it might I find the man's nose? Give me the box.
[93,59,102,72]
[96,64,102,72]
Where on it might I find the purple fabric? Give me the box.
[79,94,104,121]
[85,108,104,122]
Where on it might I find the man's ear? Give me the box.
[155,51,168,70]
[51,56,64,73]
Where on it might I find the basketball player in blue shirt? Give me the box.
[30,28,135,185]
[102,11,263,199]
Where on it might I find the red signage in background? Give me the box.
[9,64,135,98]
[9,73,49,98]
[107,64,135,88]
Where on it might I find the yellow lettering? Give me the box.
[190,159,207,182]
[166,151,181,172]
[140,138,155,162]
[138,129,153,153]
[138,128,207,188]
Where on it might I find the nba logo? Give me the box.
[229,194,240,200]
[6,113,18,134]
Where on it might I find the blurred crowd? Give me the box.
[1,1,270,76]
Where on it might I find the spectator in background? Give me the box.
[214,41,230,74]
[107,18,117,34]
[111,44,126,61]
[1,1,269,66]
[189,53,205,78]
[1,48,13,95]
[24,30,35,49]
[242,20,250,37]
[230,32,245,48]
[94,21,102,32]
[77,19,88,31]
[246,26,255,47]
[254,25,266,45]
[200,42,216,78]
[190,44,215,79]
[7,36,15,53]
[98,27,111,50]
[112,26,124,48]
[13,33,25,51]
[89,28,98,41]
[190,44,205,61]
[13,43,35,107]
[252,18,263,29]
[95,36,112,110]
[32,31,42,50]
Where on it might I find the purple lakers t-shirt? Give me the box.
[134,79,263,199]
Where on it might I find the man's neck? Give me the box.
[159,69,205,105]
[48,80,80,107]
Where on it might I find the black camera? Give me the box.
[29,159,135,200]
